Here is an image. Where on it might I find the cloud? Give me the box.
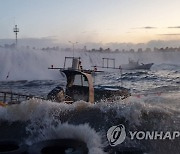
[132,26,157,29]
[143,26,157,29]
[87,39,180,50]
[158,33,180,36]
[168,26,180,29]
[146,40,180,49]
[0,37,62,48]
[40,36,58,39]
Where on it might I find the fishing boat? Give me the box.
[121,58,154,70]
[47,57,130,103]
[0,58,142,154]
[0,57,130,106]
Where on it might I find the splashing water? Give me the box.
[0,47,180,153]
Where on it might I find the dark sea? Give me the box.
[0,48,180,154]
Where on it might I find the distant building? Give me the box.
[145,48,151,52]
[137,48,143,52]
[129,49,135,53]
[154,47,159,52]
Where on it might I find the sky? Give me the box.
[1,0,180,48]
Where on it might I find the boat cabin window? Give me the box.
[73,74,88,87]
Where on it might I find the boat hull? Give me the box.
[121,63,153,70]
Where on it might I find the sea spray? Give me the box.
[1,47,180,81]
[26,123,106,154]
[0,94,179,153]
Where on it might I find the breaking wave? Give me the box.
[0,94,179,153]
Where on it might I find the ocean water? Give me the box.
[0,48,180,154]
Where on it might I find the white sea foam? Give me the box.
[26,123,106,154]
[0,93,178,125]
[0,94,179,153]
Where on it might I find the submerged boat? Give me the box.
[47,57,130,103]
[121,59,154,70]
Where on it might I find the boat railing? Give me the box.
[102,58,116,68]
[91,58,122,70]
[0,91,44,105]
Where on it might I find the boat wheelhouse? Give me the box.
[47,57,130,103]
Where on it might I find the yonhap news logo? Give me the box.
[107,124,180,146]
[107,124,126,146]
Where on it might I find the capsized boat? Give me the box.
[47,57,130,103]
[121,59,154,70]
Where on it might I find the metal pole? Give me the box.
[13,25,19,46]
[120,66,123,86]
[113,59,115,68]
[69,41,78,58]
[15,32,17,45]
[73,43,74,57]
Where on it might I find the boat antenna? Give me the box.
[13,24,19,46]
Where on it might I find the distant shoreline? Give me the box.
[1,44,180,53]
